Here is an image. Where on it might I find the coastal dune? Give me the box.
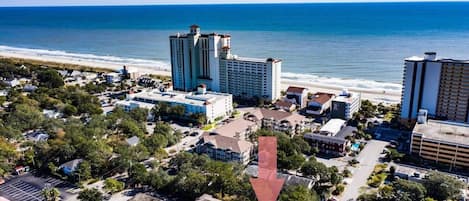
[0,47,401,104]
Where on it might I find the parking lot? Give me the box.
[0,173,73,201]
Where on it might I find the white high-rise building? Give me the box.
[400,52,469,123]
[169,25,282,101]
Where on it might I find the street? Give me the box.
[341,140,388,201]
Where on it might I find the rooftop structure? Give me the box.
[410,120,469,169]
[319,119,347,136]
[413,120,469,145]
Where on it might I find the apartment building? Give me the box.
[244,108,306,136]
[119,86,233,123]
[410,120,469,169]
[331,90,361,120]
[197,133,253,165]
[400,52,469,123]
[169,25,281,101]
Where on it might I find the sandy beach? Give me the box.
[0,50,401,104]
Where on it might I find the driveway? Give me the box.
[341,140,388,201]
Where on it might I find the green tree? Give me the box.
[41,187,61,201]
[104,178,124,194]
[279,185,319,201]
[38,69,64,88]
[423,171,466,201]
[391,179,427,201]
[76,160,92,182]
[62,104,78,117]
[128,163,148,187]
[78,188,103,201]
[147,169,172,190]
[7,104,44,132]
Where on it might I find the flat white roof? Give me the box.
[128,89,231,107]
[320,119,346,136]
[333,92,359,104]
[116,100,155,109]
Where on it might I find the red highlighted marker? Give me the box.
[250,137,285,201]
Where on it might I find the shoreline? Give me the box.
[0,51,401,104]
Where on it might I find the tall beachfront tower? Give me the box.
[169,25,282,101]
[400,52,469,123]
[169,25,230,92]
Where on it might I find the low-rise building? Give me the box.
[304,120,356,156]
[115,100,155,121]
[244,108,306,136]
[211,117,259,140]
[104,72,121,84]
[245,165,315,189]
[306,92,335,115]
[275,100,296,112]
[285,86,308,108]
[331,90,361,120]
[410,120,469,169]
[197,133,253,165]
[125,86,233,123]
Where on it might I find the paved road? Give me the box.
[341,140,388,201]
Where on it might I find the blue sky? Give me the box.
[1,0,467,7]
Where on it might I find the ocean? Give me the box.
[1,2,469,94]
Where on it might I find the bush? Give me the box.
[332,184,345,195]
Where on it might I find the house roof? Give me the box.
[245,165,315,189]
[310,92,335,105]
[196,194,221,201]
[213,118,257,139]
[275,100,294,108]
[286,86,307,94]
[201,133,253,153]
[59,159,83,170]
[126,136,140,146]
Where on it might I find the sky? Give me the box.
[0,0,467,7]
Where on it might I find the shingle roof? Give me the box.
[202,133,253,153]
[310,92,335,105]
[286,86,307,94]
[213,118,257,139]
[246,108,305,125]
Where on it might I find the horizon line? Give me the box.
[1,0,468,8]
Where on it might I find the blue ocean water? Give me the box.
[1,2,469,92]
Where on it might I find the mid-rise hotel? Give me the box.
[400,52,469,123]
[169,25,281,101]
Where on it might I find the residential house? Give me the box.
[285,86,308,108]
[275,100,296,112]
[59,159,83,175]
[306,92,335,115]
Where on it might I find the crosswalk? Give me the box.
[0,177,64,201]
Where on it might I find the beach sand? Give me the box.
[0,51,401,104]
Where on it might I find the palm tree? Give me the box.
[42,187,60,201]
